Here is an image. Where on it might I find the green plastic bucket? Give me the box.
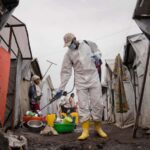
[54,123,75,133]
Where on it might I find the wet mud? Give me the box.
[1,124,150,150]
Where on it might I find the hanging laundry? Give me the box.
[113,54,129,113]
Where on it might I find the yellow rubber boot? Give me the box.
[78,121,89,140]
[94,122,108,138]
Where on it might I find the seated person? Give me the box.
[68,93,77,112]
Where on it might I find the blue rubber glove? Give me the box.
[53,90,63,100]
[91,55,102,67]
[91,55,99,63]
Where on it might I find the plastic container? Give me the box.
[26,111,36,116]
[54,122,75,133]
[23,115,44,123]
[46,114,56,127]
[70,112,79,125]
[62,116,73,124]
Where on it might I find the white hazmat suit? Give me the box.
[59,41,103,123]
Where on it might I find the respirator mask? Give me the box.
[68,41,77,50]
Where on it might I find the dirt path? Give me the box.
[11,124,150,150]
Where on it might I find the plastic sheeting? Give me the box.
[104,59,135,128]
[115,80,135,128]
[103,59,115,122]
[0,16,32,59]
[133,0,150,39]
[20,80,30,120]
[40,76,55,116]
[4,59,17,128]
[0,47,10,126]
[124,33,150,128]
[0,0,19,30]
[134,0,150,17]
[13,52,22,127]
[4,58,42,128]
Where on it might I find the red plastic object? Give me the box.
[23,115,45,122]
[0,47,10,127]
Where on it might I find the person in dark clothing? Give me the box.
[28,75,42,114]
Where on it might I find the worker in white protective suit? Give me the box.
[55,33,108,140]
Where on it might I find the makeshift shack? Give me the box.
[123,33,150,129]
[20,58,42,119]
[0,16,43,128]
[104,56,135,128]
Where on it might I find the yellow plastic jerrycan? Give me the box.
[70,112,79,125]
[46,114,56,127]
[60,112,67,118]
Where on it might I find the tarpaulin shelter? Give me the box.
[20,58,42,121]
[104,58,135,128]
[0,0,19,30]
[124,33,150,129]
[103,59,115,122]
[0,15,35,128]
[133,0,150,137]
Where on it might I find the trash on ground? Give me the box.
[40,125,58,135]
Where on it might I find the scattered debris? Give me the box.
[40,125,58,136]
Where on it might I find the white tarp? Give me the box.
[104,59,135,128]
[0,16,32,59]
[40,76,55,116]
[103,59,115,122]
[115,79,135,128]
[126,34,150,128]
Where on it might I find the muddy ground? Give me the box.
[0,124,150,150]
[8,124,150,150]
